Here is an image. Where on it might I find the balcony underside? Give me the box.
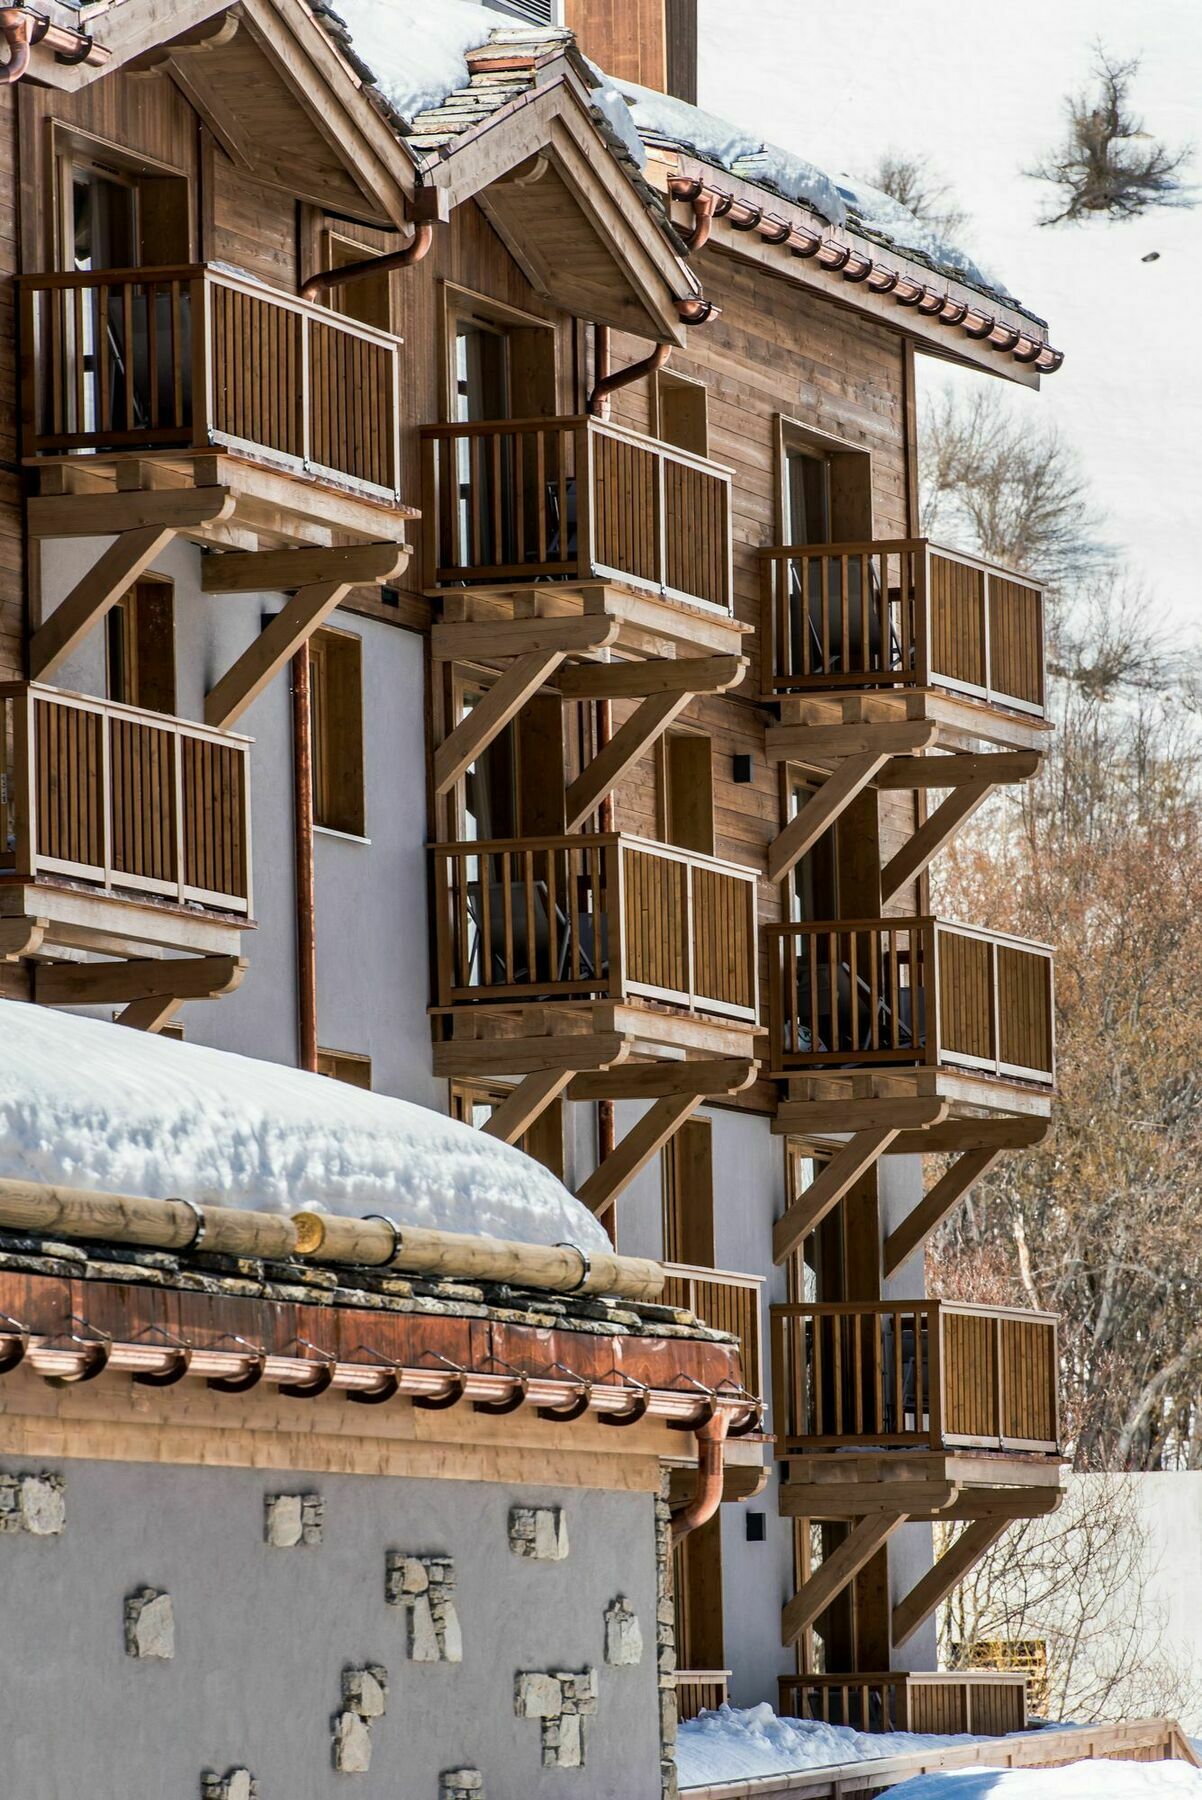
[0,880,247,961]
[436,578,749,662]
[772,687,1052,759]
[772,1068,1054,1134]
[778,1449,1064,1521]
[432,998,760,1077]
[27,449,417,554]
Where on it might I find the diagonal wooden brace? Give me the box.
[576,1092,703,1221]
[892,1517,1011,1649]
[564,691,694,832]
[884,1147,1007,1277]
[480,1068,574,1145]
[30,526,178,681]
[434,650,566,795]
[767,751,890,884]
[880,780,995,904]
[205,581,352,728]
[773,1128,898,1264]
[781,1512,908,1647]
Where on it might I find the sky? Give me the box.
[697,1,1202,625]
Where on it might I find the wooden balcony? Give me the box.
[767,917,1054,1114]
[771,1301,1060,1459]
[676,1671,730,1723]
[662,1263,764,1399]
[421,416,736,639]
[778,1669,1028,1736]
[1,682,251,959]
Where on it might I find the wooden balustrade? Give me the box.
[19,264,402,498]
[760,538,1045,716]
[778,1670,1028,1736]
[766,916,1054,1085]
[662,1263,764,1397]
[770,1300,1060,1456]
[420,415,734,612]
[431,833,757,1021]
[676,1671,731,1722]
[0,682,251,915]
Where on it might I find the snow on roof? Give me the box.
[0,1001,611,1252]
[314,0,501,126]
[888,1759,1202,1798]
[675,1704,1002,1787]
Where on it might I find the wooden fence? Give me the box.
[421,415,734,611]
[765,916,1055,1084]
[676,1671,731,1723]
[662,1264,764,1398]
[770,1300,1060,1455]
[778,1669,1028,1737]
[20,264,402,498]
[0,682,252,914]
[760,538,1045,716]
[431,833,758,1021]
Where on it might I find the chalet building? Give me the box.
[0,0,1066,1788]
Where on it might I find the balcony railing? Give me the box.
[676,1671,731,1723]
[760,539,1045,717]
[662,1263,764,1397]
[420,416,734,612]
[766,916,1055,1086]
[770,1300,1060,1456]
[1,683,252,916]
[778,1670,1028,1736]
[431,833,758,1022]
[19,264,403,499]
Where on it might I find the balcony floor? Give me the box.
[432,998,761,1079]
[778,1449,1064,1522]
[771,1068,1053,1139]
[435,579,749,661]
[772,686,1052,758]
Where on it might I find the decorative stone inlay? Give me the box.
[264,1492,324,1547]
[655,1479,678,1800]
[332,1664,388,1774]
[440,1771,484,1799]
[201,1770,258,1800]
[515,1669,598,1769]
[385,1552,462,1662]
[508,1505,568,1561]
[124,1587,175,1660]
[0,1471,65,1536]
[604,1596,643,1667]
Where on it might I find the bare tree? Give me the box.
[1029,48,1194,225]
[865,152,969,244]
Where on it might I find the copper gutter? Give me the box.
[670,1410,731,1544]
[588,339,672,415]
[0,7,101,79]
[292,643,318,1073]
[298,220,434,305]
[0,9,33,83]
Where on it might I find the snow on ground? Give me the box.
[675,1703,999,1786]
[0,1001,611,1249]
[888,1760,1202,1798]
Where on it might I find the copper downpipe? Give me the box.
[671,1411,731,1544]
[588,338,672,416]
[299,221,434,305]
[292,643,318,1073]
[0,9,34,84]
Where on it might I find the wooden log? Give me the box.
[292,1212,666,1301]
[0,1178,296,1258]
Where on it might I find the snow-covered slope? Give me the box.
[675,1703,1000,1786]
[0,1001,610,1250]
[889,1760,1202,1798]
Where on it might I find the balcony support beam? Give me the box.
[766,721,939,764]
[565,691,692,832]
[781,1512,908,1648]
[577,1092,703,1221]
[434,650,566,796]
[880,780,994,905]
[878,751,1041,789]
[479,1068,574,1145]
[30,526,178,682]
[433,1033,635,1079]
[27,486,235,540]
[883,1118,1049,1156]
[569,1058,756,1101]
[35,954,247,1009]
[557,654,747,700]
[774,1098,948,1137]
[116,996,186,1033]
[431,617,621,661]
[893,1518,1011,1649]
[772,1129,898,1264]
[200,541,410,594]
[767,751,889,885]
[205,581,353,729]
[884,1148,1007,1277]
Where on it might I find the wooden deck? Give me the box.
[778,1669,1028,1737]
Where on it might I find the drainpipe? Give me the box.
[0,9,33,83]
[298,220,434,305]
[670,1412,731,1545]
[588,338,672,417]
[683,188,716,253]
[292,643,318,1073]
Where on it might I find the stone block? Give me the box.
[440,1771,484,1799]
[342,1664,388,1719]
[515,1672,562,1719]
[604,1596,643,1667]
[265,1492,323,1548]
[124,1587,175,1660]
[409,1594,441,1663]
[386,1551,461,1661]
[508,1505,569,1561]
[332,1710,373,1774]
[0,1472,66,1536]
[516,1668,596,1769]
[201,1770,258,1800]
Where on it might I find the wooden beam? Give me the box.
[434,650,565,796]
[479,1068,573,1145]
[0,917,47,959]
[557,654,746,700]
[877,751,1041,789]
[773,1098,948,1138]
[934,1487,1062,1524]
[767,752,889,884]
[30,527,177,680]
[116,996,187,1033]
[884,1148,1007,1277]
[35,955,246,1008]
[205,581,351,729]
[28,486,234,539]
[766,721,939,764]
[778,1482,959,1519]
[772,1129,898,1263]
[884,1118,1050,1156]
[893,1519,1011,1649]
[568,1058,756,1101]
[781,1512,908,1648]
[577,1093,702,1221]
[200,541,409,594]
[565,692,692,832]
[880,781,994,904]
[433,1033,634,1078]
[431,616,620,661]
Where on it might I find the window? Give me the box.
[455,678,563,841]
[785,444,831,546]
[788,773,839,923]
[106,578,176,714]
[776,418,873,547]
[317,1048,372,1090]
[661,733,714,856]
[661,1116,714,1268]
[310,629,365,837]
[653,370,709,457]
[56,131,191,272]
[449,1079,565,1180]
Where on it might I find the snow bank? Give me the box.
[324,0,496,123]
[675,1703,995,1786]
[888,1759,1202,1798]
[0,1001,611,1250]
